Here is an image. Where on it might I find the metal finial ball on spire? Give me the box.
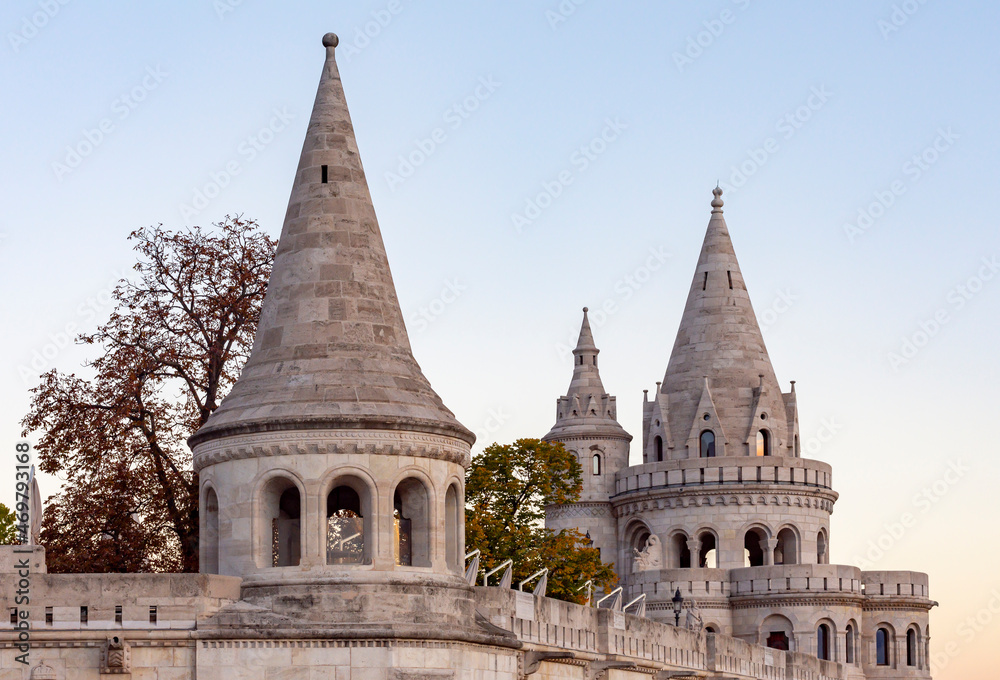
[583,307,589,313]
[322,33,339,48]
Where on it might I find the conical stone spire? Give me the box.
[660,187,790,456]
[192,33,472,446]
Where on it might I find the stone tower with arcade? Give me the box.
[544,188,936,678]
[187,32,484,637]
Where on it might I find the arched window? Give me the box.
[743,528,766,567]
[705,626,717,634]
[202,487,220,575]
[876,628,890,666]
[261,478,301,568]
[845,624,856,664]
[326,485,364,565]
[700,430,716,458]
[817,624,831,660]
[756,430,770,456]
[698,531,717,568]
[775,527,798,565]
[654,436,663,462]
[592,453,602,475]
[817,530,828,564]
[445,484,461,572]
[671,533,691,568]
[394,478,431,568]
[906,628,917,667]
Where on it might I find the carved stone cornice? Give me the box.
[612,487,836,518]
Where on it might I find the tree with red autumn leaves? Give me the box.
[21,217,275,573]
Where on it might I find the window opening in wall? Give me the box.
[727,270,733,289]
[115,605,123,625]
[876,628,890,666]
[654,436,663,462]
[698,532,717,568]
[592,453,602,475]
[271,485,302,568]
[907,629,917,666]
[700,430,716,458]
[8,608,15,625]
[327,485,365,565]
[80,606,88,624]
[817,624,831,660]
[756,430,771,457]
[766,631,789,651]
[45,607,53,626]
[321,165,328,183]
[393,491,412,567]
[702,271,708,290]
[149,606,158,625]
[775,528,797,565]
[671,533,691,568]
[845,624,855,664]
[744,528,766,567]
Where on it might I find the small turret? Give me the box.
[543,308,632,574]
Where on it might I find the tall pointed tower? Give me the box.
[543,308,631,572]
[189,33,477,631]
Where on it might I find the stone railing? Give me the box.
[472,586,847,680]
[625,565,865,603]
[729,565,864,599]
[614,457,834,497]
[0,571,242,631]
[861,570,931,599]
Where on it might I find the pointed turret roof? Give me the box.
[544,308,630,441]
[191,34,473,446]
[660,187,786,454]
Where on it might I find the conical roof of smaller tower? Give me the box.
[191,33,472,447]
[545,308,631,441]
[660,188,787,455]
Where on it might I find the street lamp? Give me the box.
[672,588,684,627]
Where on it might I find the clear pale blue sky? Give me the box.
[1,2,998,677]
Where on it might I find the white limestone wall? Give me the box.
[194,429,469,579]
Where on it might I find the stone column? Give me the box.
[687,539,702,568]
[764,538,778,566]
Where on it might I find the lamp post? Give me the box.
[672,588,684,627]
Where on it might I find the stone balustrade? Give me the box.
[614,457,834,497]
[472,586,848,680]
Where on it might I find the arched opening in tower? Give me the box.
[671,533,691,568]
[743,528,766,567]
[445,484,461,573]
[202,486,220,575]
[267,482,301,568]
[327,485,365,565]
[394,478,431,568]
[698,532,717,568]
[775,527,798,565]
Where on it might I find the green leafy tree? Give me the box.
[0,503,18,545]
[465,438,617,604]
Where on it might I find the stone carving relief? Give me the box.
[101,636,131,674]
[632,534,662,573]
